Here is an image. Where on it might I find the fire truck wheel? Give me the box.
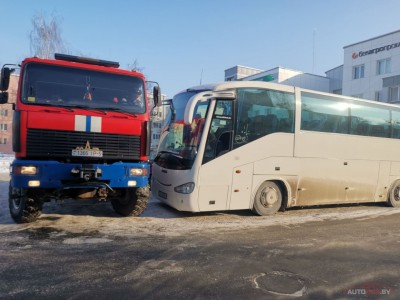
[111,186,150,217]
[8,185,42,223]
[252,181,282,216]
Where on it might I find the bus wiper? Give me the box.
[159,150,183,159]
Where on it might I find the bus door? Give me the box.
[198,100,234,211]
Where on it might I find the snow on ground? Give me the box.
[0,155,13,175]
[1,155,400,239]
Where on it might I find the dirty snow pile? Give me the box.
[0,155,13,174]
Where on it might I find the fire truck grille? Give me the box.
[27,129,141,161]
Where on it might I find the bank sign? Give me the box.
[352,41,400,59]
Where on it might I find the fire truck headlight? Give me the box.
[13,166,38,175]
[174,182,195,194]
[28,180,40,187]
[129,168,147,176]
[128,180,137,187]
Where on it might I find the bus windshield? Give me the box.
[21,63,146,114]
[155,91,210,170]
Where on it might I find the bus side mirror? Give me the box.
[0,67,11,91]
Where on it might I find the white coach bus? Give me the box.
[151,81,400,215]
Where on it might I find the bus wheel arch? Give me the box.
[252,180,286,216]
[387,179,400,208]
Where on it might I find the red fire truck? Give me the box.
[0,54,160,223]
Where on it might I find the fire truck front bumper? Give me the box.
[10,160,150,189]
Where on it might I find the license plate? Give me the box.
[158,191,168,199]
[71,149,103,157]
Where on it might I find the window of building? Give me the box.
[1,138,6,144]
[377,58,391,75]
[353,65,365,79]
[389,86,400,102]
[0,124,7,131]
[375,91,382,101]
[0,109,8,117]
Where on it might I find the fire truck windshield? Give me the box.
[21,63,146,114]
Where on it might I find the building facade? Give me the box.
[342,30,400,103]
[225,30,400,104]
[148,92,168,160]
[0,74,17,154]
[230,66,330,92]
[224,65,263,81]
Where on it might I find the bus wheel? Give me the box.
[8,185,42,223]
[252,181,282,216]
[388,180,400,207]
[111,186,149,217]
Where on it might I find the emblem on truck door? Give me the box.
[72,141,103,157]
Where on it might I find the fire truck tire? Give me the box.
[111,186,150,217]
[8,185,42,223]
[252,181,282,216]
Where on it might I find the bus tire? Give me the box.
[9,185,42,223]
[252,181,282,216]
[111,186,149,217]
[388,180,400,207]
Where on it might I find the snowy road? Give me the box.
[1,157,400,298]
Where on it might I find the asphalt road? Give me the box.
[1,178,400,299]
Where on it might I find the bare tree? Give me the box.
[127,59,145,73]
[29,12,66,59]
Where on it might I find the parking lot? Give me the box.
[1,175,400,299]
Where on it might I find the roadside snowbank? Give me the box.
[0,155,13,174]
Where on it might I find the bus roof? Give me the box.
[179,80,400,109]
[179,81,293,94]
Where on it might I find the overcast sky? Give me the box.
[1,0,400,97]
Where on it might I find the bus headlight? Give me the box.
[129,168,147,176]
[174,182,195,194]
[13,166,38,175]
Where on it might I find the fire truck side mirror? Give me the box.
[153,86,162,107]
[0,67,11,92]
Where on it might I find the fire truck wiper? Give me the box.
[34,102,74,112]
[102,107,138,117]
[71,104,107,115]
